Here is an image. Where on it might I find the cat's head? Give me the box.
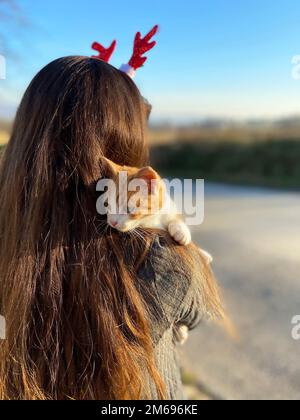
[101,158,165,232]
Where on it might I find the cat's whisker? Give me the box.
[132,228,151,244]
[130,229,144,243]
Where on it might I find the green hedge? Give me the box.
[150,139,300,189]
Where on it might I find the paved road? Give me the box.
[182,182,300,400]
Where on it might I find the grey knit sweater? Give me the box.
[137,239,207,400]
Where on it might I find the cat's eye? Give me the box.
[128,205,140,217]
[127,205,135,214]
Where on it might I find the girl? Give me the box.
[0,56,222,400]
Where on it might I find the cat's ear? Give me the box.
[136,166,159,181]
[136,166,160,192]
[100,157,119,178]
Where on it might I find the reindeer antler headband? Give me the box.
[91,25,159,79]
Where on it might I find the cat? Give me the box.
[103,158,190,246]
[100,157,213,344]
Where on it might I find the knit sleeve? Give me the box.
[141,238,220,331]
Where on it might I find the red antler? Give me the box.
[128,25,159,70]
[91,40,117,63]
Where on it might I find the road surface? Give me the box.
[182,182,300,400]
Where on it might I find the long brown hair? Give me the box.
[0,56,222,400]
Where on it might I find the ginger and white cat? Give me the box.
[101,158,212,345]
[102,158,212,263]
[110,169,190,244]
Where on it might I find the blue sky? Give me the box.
[1,0,300,122]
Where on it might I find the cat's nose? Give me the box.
[110,220,118,227]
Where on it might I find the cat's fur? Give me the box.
[102,158,213,344]
[103,158,190,246]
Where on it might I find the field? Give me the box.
[151,138,300,189]
[150,120,300,189]
[149,118,300,145]
[0,120,11,147]
[0,130,9,146]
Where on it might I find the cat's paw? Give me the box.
[200,249,213,265]
[168,221,191,246]
[175,325,189,345]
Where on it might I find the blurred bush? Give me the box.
[151,139,300,189]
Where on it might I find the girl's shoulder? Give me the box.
[143,235,204,283]
[138,236,206,320]
[138,235,223,343]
